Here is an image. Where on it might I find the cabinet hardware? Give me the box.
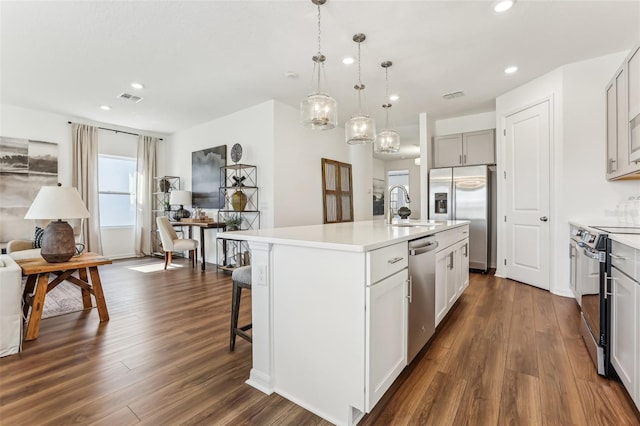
[540,216,548,222]
[407,277,413,303]
[604,272,617,299]
[609,253,626,260]
[388,256,404,264]
[459,155,463,165]
[463,154,467,164]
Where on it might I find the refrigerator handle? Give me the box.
[451,178,455,220]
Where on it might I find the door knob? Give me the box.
[540,216,548,222]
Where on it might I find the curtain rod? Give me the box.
[67,121,163,141]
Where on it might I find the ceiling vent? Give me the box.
[117,92,143,103]
[442,91,465,100]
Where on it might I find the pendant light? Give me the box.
[300,0,337,130]
[374,61,401,153]
[345,33,376,144]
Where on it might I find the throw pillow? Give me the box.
[33,226,45,249]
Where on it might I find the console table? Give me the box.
[17,253,112,341]
[170,221,226,271]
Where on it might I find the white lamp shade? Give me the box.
[346,114,376,144]
[24,186,90,220]
[170,190,192,207]
[374,129,401,153]
[300,93,338,130]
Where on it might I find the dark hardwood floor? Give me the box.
[1,258,638,425]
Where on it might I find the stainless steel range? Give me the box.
[569,222,640,376]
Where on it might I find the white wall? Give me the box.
[273,101,370,227]
[434,111,496,136]
[165,101,275,264]
[0,104,165,259]
[496,51,638,297]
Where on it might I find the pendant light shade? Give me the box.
[346,114,376,145]
[300,0,337,130]
[374,61,401,153]
[375,129,401,153]
[301,92,337,130]
[346,33,376,144]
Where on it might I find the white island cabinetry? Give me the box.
[365,242,408,412]
[435,226,470,326]
[608,237,639,411]
[221,220,469,425]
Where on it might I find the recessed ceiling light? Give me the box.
[342,56,355,65]
[100,105,111,111]
[285,71,299,79]
[494,0,515,12]
[389,94,400,101]
[504,66,518,74]
[130,82,145,90]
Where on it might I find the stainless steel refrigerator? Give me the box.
[428,165,489,272]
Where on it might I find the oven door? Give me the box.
[579,246,601,333]
[569,239,579,304]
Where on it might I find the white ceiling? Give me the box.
[1,1,639,159]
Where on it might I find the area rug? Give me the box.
[22,279,89,319]
[41,281,88,318]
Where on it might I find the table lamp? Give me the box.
[170,190,192,221]
[24,183,90,263]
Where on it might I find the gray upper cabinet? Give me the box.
[606,44,640,180]
[433,129,495,168]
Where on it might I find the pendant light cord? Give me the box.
[385,66,390,128]
[357,40,363,111]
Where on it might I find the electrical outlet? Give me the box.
[255,265,267,285]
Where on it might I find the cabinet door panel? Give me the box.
[435,249,449,326]
[606,81,618,175]
[366,269,407,411]
[610,268,636,396]
[433,134,463,168]
[616,67,630,174]
[628,46,640,162]
[458,240,470,296]
[462,129,495,165]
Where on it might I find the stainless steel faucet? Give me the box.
[387,185,411,224]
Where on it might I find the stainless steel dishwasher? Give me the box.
[407,235,439,363]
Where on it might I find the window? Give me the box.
[321,158,353,223]
[388,170,409,214]
[98,155,136,227]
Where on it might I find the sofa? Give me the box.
[0,254,22,357]
[7,239,42,260]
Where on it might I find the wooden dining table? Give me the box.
[17,252,112,341]
[170,221,226,271]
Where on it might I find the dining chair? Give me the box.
[156,216,199,270]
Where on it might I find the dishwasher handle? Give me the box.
[409,240,439,256]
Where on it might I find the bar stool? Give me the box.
[230,265,252,351]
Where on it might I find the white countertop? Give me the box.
[218,219,470,252]
[609,234,640,250]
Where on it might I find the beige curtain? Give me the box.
[135,135,158,256]
[72,123,103,254]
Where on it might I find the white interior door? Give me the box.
[504,100,550,290]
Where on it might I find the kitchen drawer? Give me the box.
[368,242,408,284]
[611,241,637,278]
[436,225,469,251]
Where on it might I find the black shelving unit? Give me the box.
[217,164,260,272]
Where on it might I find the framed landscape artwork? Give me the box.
[373,178,385,216]
[192,145,226,209]
[0,137,58,243]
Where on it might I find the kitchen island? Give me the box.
[218,219,470,425]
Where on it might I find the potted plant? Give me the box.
[225,215,243,231]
